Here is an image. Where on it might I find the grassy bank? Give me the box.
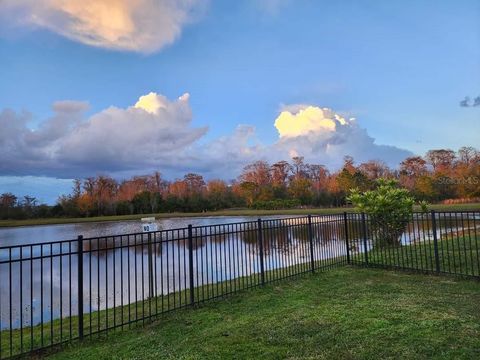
[41,267,480,359]
[0,260,344,358]
[0,208,347,228]
[1,203,478,228]
[359,234,480,277]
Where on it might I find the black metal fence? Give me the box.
[347,211,480,278]
[0,211,479,358]
[0,215,347,359]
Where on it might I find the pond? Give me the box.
[2,215,348,330]
[0,216,296,247]
[1,212,478,331]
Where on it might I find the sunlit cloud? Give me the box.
[271,105,411,169]
[0,0,207,53]
[274,106,348,138]
[134,92,190,114]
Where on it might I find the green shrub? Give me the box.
[251,199,301,210]
[348,178,427,247]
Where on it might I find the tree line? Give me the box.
[1,146,479,220]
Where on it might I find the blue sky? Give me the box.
[0,0,479,203]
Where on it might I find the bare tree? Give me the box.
[307,164,329,192]
[400,157,427,177]
[425,149,456,171]
[290,156,307,180]
[358,160,391,180]
[457,146,478,165]
[183,173,206,195]
[271,160,290,187]
[240,161,271,186]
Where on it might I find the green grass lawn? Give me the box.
[40,267,480,360]
[1,202,478,228]
[1,261,342,358]
[356,234,480,278]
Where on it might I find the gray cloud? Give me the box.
[0,94,412,180]
[0,93,207,177]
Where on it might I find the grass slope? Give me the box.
[0,261,343,358]
[42,267,480,359]
[1,203,478,228]
[358,235,480,278]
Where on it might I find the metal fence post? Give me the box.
[257,219,266,285]
[188,225,195,305]
[307,215,315,272]
[431,210,441,273]
[147,232,154,298]
[361,213,369,266]
[343,212,351,264]
[77,235,84,340]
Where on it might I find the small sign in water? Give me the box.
[141,217,158,232]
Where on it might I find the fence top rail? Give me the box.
[346,210,480,217]
[1,210,479,250]
[427,210,480,214]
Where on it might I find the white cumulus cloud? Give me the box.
[0,0,206,53]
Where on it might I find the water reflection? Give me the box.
[0,216,291,247]
[1,215,351,330]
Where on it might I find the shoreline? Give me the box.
[0,208,348,228]
[0,203,479,228]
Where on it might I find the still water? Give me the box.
[0,216,293,247]
[2,215,349,330]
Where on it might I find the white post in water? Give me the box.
[141,217,157,298]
